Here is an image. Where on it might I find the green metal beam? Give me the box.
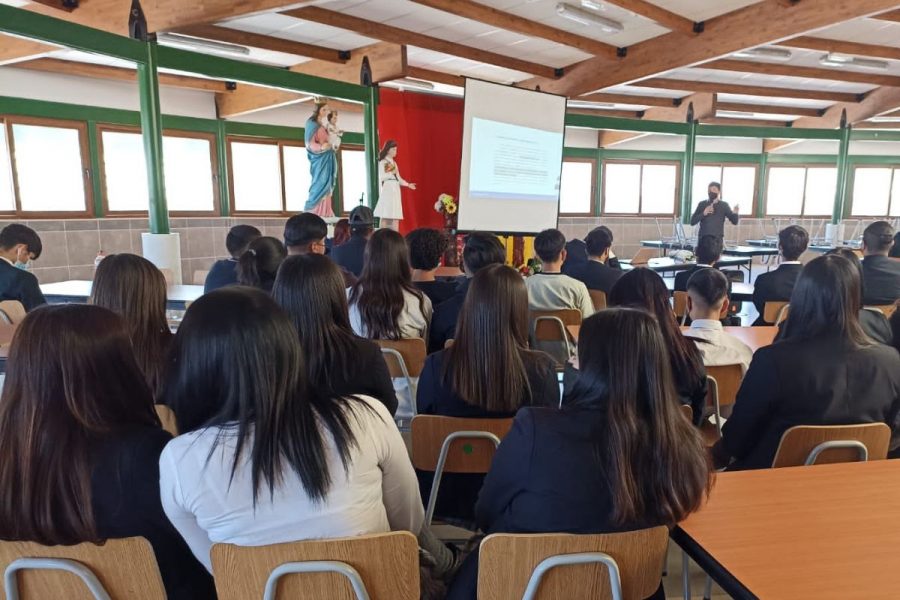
[565,113,690,135]
[834,121,852,224]
[138,42,169,234]
[697,124,841,141]
[363,85,379,210]
[850,130,900,142]
[680,119,697,224]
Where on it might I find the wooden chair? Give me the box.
[865,304,898,319]
[700,364,744,446]
[155,404,178,436]
[210,532,419,600]
[0,537,165,599]
[679,404,693,422]
[0,301,26,325]
[478,527,669,600]
[589,290,607,312]
[192,270,209,286]
[672,291,688,326]
[763,301,790,325]
[529,309,581,368]
[374,338,426,425]
[629,247,657,266]
[771,423,891,468]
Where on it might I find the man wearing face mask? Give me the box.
[690,181,740,243]
[0,224,45,311]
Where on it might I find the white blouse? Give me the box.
[347,287,433,340]
[159,396,423,571]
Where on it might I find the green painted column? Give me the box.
[679,115,697,224]
[215,119,230,216]
[86,120,104,217]
[756,153,768,218]
[363,85,379,209]
[138,40,170,234]
[833,112,852,224]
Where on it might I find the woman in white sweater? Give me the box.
[158,287,436,572]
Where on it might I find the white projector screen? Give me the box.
[457,79,567,235]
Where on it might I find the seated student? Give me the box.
[0,305,214,600]
[91,253,172,395]
[159,288,454,576]
[0,224,45,311]
[862,221,900,306]
[715,254,900,471]
[890,231,900,259]
[826,247,892,345]
[273,254,397,415]
[447,308,712,600]
[330,217,351,250]
[674,234,725,292]
[562,226,623,294]
[236,236,286,293]
[752,225,808,325]
[406,227,457,306]
[332,206,374,277]
[429,232,505,353]
[284,212,355,286]
[683,268,753,372]
[204,224,260,293]
[609,269,707,424]
[348,228,432,340]
[526,229,593,319]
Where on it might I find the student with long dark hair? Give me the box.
[448,309,713,600]
[348,228,432,339]
[0,305,214,599]
[822,247,892,344]
[236,236,286,292]
[716,254,900,470]
[91,253,172,395]
[204,224,261,293]
[159,288,441,572]
[273,254,397,414]
[608,268,708,423]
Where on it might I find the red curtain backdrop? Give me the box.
[376,88,463,235]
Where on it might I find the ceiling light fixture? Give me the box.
[385,78,436,91]
[819,53,888,70]
[717,110,757,118]
[580,0,607,11]
[732,47,793,60]
[556,3,624,33]
[158,33,250,56]
[567,100,617,109]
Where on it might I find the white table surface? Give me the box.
[40,280,204,303]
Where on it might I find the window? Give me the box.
[765,166,837,216]
[100,127,218,214]
[692,164,757,215]
[283,144,312,213]
[559,159,596,215]
[340,147,368,214]
[602,161,678,215]
[229,137,320,214]
[850,167,900,217]
[3,119,91,215]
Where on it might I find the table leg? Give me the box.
[682,550,692,600]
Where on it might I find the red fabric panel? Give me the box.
[376,89,463,235]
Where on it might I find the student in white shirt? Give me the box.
[526,229,593,319]
[158,287,452,574]
[683,268,753,372]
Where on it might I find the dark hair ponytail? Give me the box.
[236,236,286,289]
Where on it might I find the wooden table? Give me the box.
[672,461,900,600]
[621,256,750,275]
[40,280,203,310]
[567,325,775,353]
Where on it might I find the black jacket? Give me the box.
[562,260,622,294]
[415,279,459,308]
[862,255,900,306]
[428,278,470,354]
[203,258,239,293]
[721,335,900,470]
[0,260,45,311]
[331,234,368,278]
[330,337,398,415]
[690,200,739,239]
[751,263,803,325]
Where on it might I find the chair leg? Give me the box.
[703,575,713,600]
[681,550,691,600]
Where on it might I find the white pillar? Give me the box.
[142,232,182,285]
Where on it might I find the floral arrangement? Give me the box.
[433,193,457,215]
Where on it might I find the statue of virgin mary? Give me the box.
[304,99,337,217]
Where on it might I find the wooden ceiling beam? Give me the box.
[716,101,823,117]
[636,78,863,103]
[783,36,900,62]
[701,58,900,88]
[405,66,464,88]
[407,0,618,58]
[0,33,58,65]
[282,6,560,79]
[872,8,900,22]
[577,92,681,107]
[174,25,348,63]
[600,0,698,35]
[520,0,900,96]
[598,92,715,147]
[25,0,78,11]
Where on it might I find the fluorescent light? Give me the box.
[580,0,606,10]
[158,33,250,56]
[556,3,624,33]
[717,110,757,118]
[819,53,888,70]
[385,78,435,91]
[732,47,792,60]
[870,116,900,123]
[567,100,616,109]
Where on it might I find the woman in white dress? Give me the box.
[374,140,416,231]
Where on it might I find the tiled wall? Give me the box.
[16,217,289,285]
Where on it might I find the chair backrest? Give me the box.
[478,527,669,600]
[193,270,209,286]
[0,537,165,600]
[706,364,743,413]
[630,248,656,265]
[589,290,607,312]
[410,415,513,474]
[529,309,582,342]
[865,304,898,319]
[771,423,891,468]
[672,291,688,321]
[155,404,178,436]
[679,404,693,422]
[763,301,789,325]
[0,301,26,325]
[374,338,426,378]
[210,532,419,600]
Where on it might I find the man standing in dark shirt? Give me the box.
[690,181,740,242]
[0,224,46,311]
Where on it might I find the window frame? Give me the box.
[847,163,900,218]
[336,142,366,217]
[558,156,598,217]
[228,135,316,216]
[1,115,93,218]
[693,161,759,216]
[601,159,681,217]
[97,124,220,217]
[763,163,837,218]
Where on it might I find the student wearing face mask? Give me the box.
[0,224,45,311]
[690,181,740,243]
